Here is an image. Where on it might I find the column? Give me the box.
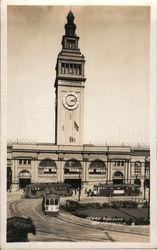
[56,160,61,182]
[141,179,145,198]
[82,161,86,182]
[12,159,19,191]
[85,161,90,184]
[108,161,112,183]
[76,64,78,75]
[72,64,74,74]
[14,159,18,183]
[60,161,64,183]
[58,61,61,74]
[81,63,84,76]
[33,158,39,183]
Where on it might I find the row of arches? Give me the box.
[37,158,148,174]
[38,158,107,175]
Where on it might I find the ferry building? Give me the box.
[7,11,150,194]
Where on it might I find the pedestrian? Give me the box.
[87,189,89,197]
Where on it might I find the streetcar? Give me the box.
[24,182,72,198]
[42,194,60,216]
[93,183,140,196]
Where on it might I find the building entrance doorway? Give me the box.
[19,170,31,189]
[19,178,31,189]
[64,179,81,189]
[113,171,124,185]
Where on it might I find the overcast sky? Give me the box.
[7,5,150,145]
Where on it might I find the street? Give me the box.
[7,193,150,242]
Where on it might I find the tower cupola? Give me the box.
[65,11,76,37]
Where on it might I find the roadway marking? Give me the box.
[33,205,46,221]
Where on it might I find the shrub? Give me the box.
[111,202,121,209]
[122,201,138,208]
[76,213,87,219]
[135,217,149,225]
[102,203,110,208]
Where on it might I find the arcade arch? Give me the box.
[64,159,82,188]
[19,170,31,188]
[112,171,124,185]
[38,158,57,174]
[89,160,106,175]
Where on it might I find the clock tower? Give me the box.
[55,11,86,146]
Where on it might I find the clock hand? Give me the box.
[71,98,76,103]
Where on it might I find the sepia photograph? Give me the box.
[1,1,157,249]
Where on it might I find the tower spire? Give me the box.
[65,11,76,37]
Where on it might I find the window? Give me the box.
[50,199,54,205]
[64,159,82,175]
[19,159,22,165]
[134,161,141,175]
[121,161,124,166]
[113,160,125,167]
[19,159,31,165]
[45,199,49,205]
[89,160,106,175]
[69,137,76,142]
[67,39,75,49]
[28,159,31,165]
[145,161,150,175]
[55,199,58,205]
[38,159,57,174]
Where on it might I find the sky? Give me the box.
[7,5,150,145]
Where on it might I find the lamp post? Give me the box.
[146,159,150,223]
[144,159,146,201]
[147,178,150,223]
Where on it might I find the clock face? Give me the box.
[63,92,79,110]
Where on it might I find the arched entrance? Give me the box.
[19,170,31,189]
[134,179,141,186]
[113,171,124,185]
[64,159,82,188]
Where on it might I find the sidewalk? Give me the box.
[61,194,145,204]
[7,190,23,201]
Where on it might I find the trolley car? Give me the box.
[42,194,60,216]
[24,183,72,198]
[93,183,140,197]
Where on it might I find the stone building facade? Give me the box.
[7,11,150,194]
